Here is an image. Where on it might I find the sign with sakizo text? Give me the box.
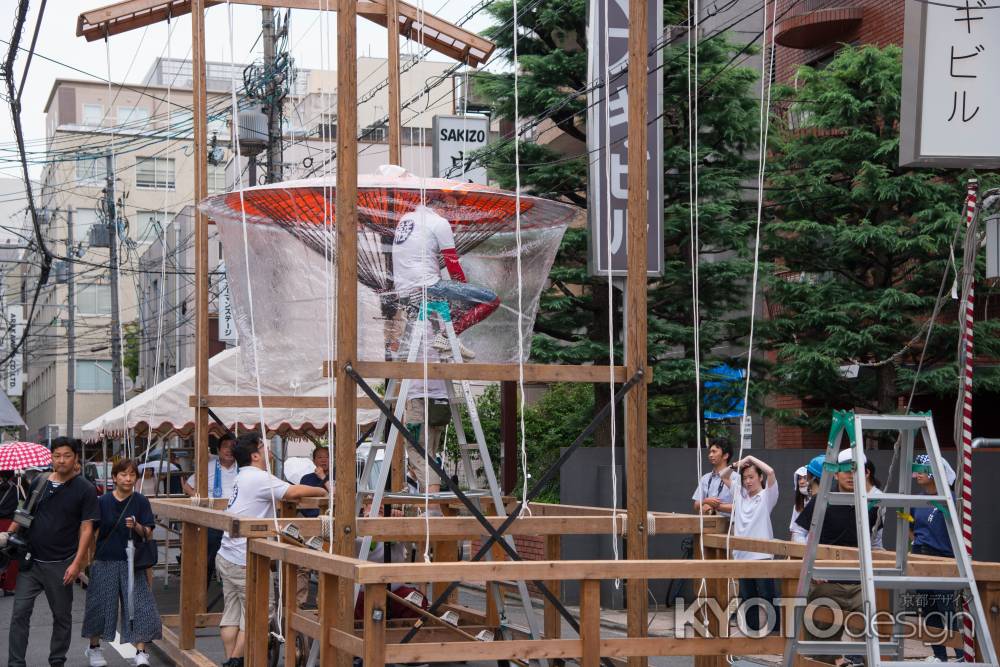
[900,0,1000,167]
[432,115,490,185]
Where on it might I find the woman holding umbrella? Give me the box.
[81,459,162,667]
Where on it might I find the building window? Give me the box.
[117,106,151,128]
[76,157,107,185]
[82,104,104,127]
[208,164,228,194]
[362,123,388,143]
[74,208,100,243]
[316,115,337,139]
[76,360,113,392]
[77,283,112,315]
[135,157,175,190]
[133,210,167,244]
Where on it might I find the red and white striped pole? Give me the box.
[959,178,977,662]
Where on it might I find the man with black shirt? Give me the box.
[2,437,99,667]
[795,448,877,666]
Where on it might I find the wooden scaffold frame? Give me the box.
[74,1,1000,666]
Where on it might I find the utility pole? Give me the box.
[105,154,123,407]
[66,206,75,438]
[261,7,284,183]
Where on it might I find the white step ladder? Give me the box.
[783,411,998,666]
[358,298,546,653]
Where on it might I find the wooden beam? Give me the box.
[188,394,379,410]
[155,626,219,667]
[251,539,361,580]
[77,0,494,66]
[334,5,359,667]
[339,360,639,384]
[178,522,201,649]
[245,551,271,665]
[160,612,223,628]
[362,584,388,667]
[319,573,340,667]
[283,560,299,667]
[386,0,401,166]
[580,580,600,667]
[290,610,322,641]
[329,626,366,657]
[544,535,561,642]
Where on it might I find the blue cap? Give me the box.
[807,455,825,479]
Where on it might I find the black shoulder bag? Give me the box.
[132,495,158,571]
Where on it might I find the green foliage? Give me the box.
[474,0,763,453]
[761,45,1000,434]
[124,321,139,382]
[444,383,595,502]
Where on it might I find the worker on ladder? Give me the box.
[391,202,500,360]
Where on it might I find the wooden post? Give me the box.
[386,0,401,166]
[179,521,200,649]
[319,572,340,667]
[334,3,359,667]
[544,535,562,641]
[245,551,271,665]
[284,560,299,667]
[694,547,728,667]
[624,0,649,665]
[363,584,388,667]
[431,503,459,604]
[500,381,517,494]
[981,581,1000,658]
[190,0,210,617]
[580,579,601,667]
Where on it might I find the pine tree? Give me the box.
[761,45,1000,436]
[473,0,763,446]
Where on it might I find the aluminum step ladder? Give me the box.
[782,411,998,666]
[358,299,546,656]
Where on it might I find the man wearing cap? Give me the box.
[794,448,878,666]
[911,454,960,662]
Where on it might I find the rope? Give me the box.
[601,0,621,586]
[226,1,284,638]
[511,0,533,521]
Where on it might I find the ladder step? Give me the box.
[879,663,994,667]
[872,575,970,590]
[855,414,929,430]
[813,567,902,581]
[794,640,898,655]
[827,492,949,507]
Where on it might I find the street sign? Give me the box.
[900,0,1000,168]
[432,114,490,184]
[217,261,238,344]
[586,0,664,276]
[4,306,24,397]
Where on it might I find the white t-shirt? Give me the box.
[186,455,239,499]
[217,466,291,567]
[692,469,734,517]
[392,206,456,293]
[789,506,808,544]
[731,476,779,560]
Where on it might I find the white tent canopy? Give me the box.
[82,347,382,440]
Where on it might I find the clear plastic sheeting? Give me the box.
[199,169,576,384]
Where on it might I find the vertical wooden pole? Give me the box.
[387,0,402,166]
[362,584,388,667]
[693,548,727,667]
[334,3,359,667]
[624,0,649,664]
[190,0,210,618]
[245,551,271,665]
[179,521,199,649]
[544,534,562,641]
[580,579,601,667]
[500,381,518,494]
[283,560,299,667]
[319,573,340,667]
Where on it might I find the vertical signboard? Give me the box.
[5,306,24,397]
[432,114,490,185]
[217,261,238,344]
[900,0,1000,168]
[587,0,664,276]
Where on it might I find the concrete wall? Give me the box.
[559,446,1000,607]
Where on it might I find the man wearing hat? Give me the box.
[911,454,960,662]
[794,448,877,666]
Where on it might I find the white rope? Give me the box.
[601,0,620,585]
[511,0,533,521]
[226,2,284,636]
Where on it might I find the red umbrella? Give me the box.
[0,442,52,471]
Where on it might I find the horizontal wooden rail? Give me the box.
[325,360,650,384]
[187,394,378,410]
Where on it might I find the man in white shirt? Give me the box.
[691,438,735,517]
[215,432,328,667]
[183,434,239,581]
[392,204,500,359]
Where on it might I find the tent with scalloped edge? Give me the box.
[81,346,381,441]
